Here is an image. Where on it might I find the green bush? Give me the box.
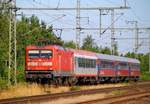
[0,77,8,90]
[16,65,25,82]
[141,71,150,81]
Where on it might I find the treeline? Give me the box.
[0,11,149,83]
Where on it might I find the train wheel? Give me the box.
[48,79,53,85]
[69,77,78,86]
[53,77,62,86]
[26,78,30,82]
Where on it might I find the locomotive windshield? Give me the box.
[40,50,52,58]
[28,50,40,58]
[28,50,52,58]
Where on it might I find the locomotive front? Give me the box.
[25,45,53,81]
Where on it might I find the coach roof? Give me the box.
[97,54,140,64]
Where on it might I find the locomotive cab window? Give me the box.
[40,50,52,58]
[28,50,52,58]
[28,50,40,58]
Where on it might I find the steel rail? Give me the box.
[78,91,150,104]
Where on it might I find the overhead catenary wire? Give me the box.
[101,13,124,35]
[57,0,61,8]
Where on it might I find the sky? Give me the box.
[16,0,150,54]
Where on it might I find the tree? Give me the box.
[0,13,9,78]
[81,35,100,52]
[114,43,118,55]
[125,52,149,72]
[64,41,76,49]
[100,47,111,55]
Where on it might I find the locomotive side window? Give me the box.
[40,50,52,58]
[28,50,40,58]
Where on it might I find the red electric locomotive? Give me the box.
[25,45,74,83]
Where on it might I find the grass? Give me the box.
[141,71,150,81]
[0,82,128,100]
[0,83,46,99]
[70,86,81,91]
[111,90,126,96]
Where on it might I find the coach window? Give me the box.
[78,58,85,68]
[101,61,114,69]
[86,59,90,68]
[91,60,96,68]
[78,58,82,67]
[118,63,128,69]
[82,58,86,68]
[78,58,96,68]
[85,59,96,68]
[132,64,140,70]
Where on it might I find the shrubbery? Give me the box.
[0,77,8,90]
[141,71,150,81]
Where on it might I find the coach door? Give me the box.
[74,57,77,74]
[58,53,61,76]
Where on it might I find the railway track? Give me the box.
[0,81,150,104]
[78,91,150,104]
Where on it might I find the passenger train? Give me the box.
[25,45,140,85]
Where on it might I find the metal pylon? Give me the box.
[76,0,80,49]
[8,0,17,85]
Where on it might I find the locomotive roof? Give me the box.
[97,54,140,64]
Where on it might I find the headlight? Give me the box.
[28,62,38,66]
[27,62,52,66]
[41,62,52,66]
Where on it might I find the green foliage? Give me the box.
[0,13,9,60]
[16,65,25,82]
[81,35,100,53]
[125,52,149,72]
[100,47,111,55]
[0,77,8,90]
[141,71,150,81]
[64,41,76,49]
[81,35,113,54]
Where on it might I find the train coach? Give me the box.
[97,54,140,82]
[25,45,140,85]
